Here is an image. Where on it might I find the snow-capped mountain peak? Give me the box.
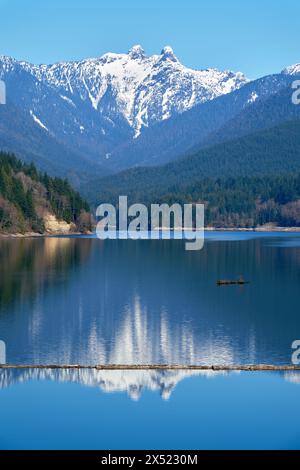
[128,44,146,59]
[0,46,250,166]
[0,46,248,136]
[161,45,178,62]
[282,63,300,75]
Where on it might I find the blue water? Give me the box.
[0,232,300,365]
[0,370,299,450]
[1,232,300,449]
[0,232,300,364]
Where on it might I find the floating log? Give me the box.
[217,275,249,286]
[217,280,250,286]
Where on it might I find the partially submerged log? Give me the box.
[217,275,249,286]
[217,280,250,286]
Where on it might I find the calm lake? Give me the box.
[0,370,300,449]
[1,232,300,449]
[0,232,300,365]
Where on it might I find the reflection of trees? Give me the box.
[0,238,92,309]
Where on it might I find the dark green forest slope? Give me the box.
[0,152,91,234]
[87,119,300,204]
[86,119,300,228]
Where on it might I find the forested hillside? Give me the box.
[87,119,300,202]
[0,152,91,234]
[87,120,300,228]
[148,175,300,228]
[91,173,300,228]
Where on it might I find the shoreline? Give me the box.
[0,231,92,239]
[1,227,300,238]
[205,226,300,233]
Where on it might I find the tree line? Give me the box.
[0,152,91,233]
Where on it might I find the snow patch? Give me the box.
[248,91,258,104]
[60,94,76,107]
[30,110,48,132]
[282,64,300,76]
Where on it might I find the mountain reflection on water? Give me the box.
[0,234,300,365]
[0,368,299,401]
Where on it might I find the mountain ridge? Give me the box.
[1,45,247,136]
[0,46,248,174]
[1,49,300,177]
[105,72,300,170]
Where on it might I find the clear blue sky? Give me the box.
[0,0,300,78]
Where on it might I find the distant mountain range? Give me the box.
[0,46,247,177]
[1,46,300,194]
[109,74,300,170]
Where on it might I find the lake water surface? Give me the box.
[1,232,300,449]
[0,370,300,449]
[0,232,300,365]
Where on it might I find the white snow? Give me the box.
[282,63,300,75]
[60,94,76,107]
[247,91,258,104]
[22,46,249,135]
[30,110,48,131]
[1,47,250,139]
